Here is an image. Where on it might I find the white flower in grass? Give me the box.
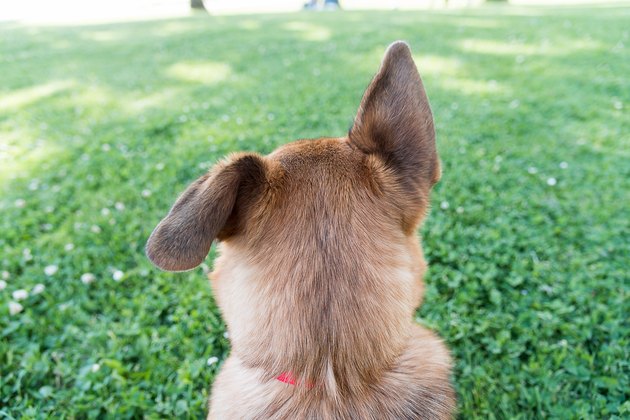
[101,208,110,216]
[559,162,568,169]
[527,167,538,174]
[8,301,23,315]
[91,363,101,372]
[14,199,26,208]
[112,270,124,281]
[440,201,450,210]
[44,265,58,276]
[141,189,152,198]
[65,243,75,252]
[223,331,230,339]
[613,100,623,110]
[547,177,557,186]
[81,273,96,284]
[23,249,33,261]
[155,162,165,171]
[1,271,8,280]
[509,99,520,109]
[0,280,6,291]
[28,180,40,191]
[91,225,101,234]
[32,283,45,295]
[207,356,219,366]
[12,289,28,301]
[456,206,464,214]
[102,143,111,152]
[540,284,554,294]
[115,202,125,211]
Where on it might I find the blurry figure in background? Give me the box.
[304,0,340,10]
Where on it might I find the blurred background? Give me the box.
[1,0,628,418]
[3,0,617,24]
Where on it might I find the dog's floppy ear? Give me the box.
[146,153,267,272]
[350,41,440,193]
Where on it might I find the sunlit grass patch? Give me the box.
[166,61,233,85]
[0,80,76,111]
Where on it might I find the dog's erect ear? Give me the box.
[146,153,267,272]
[350,41,440,192]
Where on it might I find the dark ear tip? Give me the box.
[145,230,200,272]
[145,234,169,271]
[146,253,199,273]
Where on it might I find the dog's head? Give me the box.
[146,41,439,274]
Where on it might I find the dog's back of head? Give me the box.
[147,41,438,271]
[146,41,440,394]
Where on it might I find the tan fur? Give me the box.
[147,41,455,419]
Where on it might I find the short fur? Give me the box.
[147,41,455,419]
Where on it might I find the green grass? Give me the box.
[1,4,629,418]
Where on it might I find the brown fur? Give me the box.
[147,41,455,419]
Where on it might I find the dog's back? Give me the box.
[147,42,455,419]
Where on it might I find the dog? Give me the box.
[146,41,455,419]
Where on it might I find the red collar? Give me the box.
[276,372,314,388]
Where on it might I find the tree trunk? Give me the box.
[190,0,206,10]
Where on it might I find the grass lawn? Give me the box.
[1,3,628,418]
